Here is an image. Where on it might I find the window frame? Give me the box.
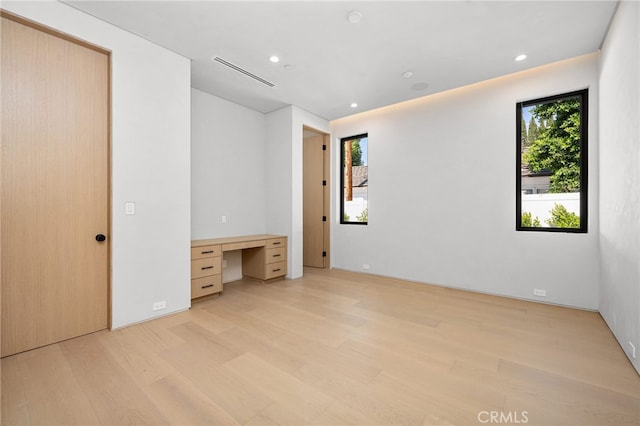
[515,89,588,233]
[340,133,368,225]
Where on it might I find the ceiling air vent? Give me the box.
[213,56,275,88]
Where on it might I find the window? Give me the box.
[340,133,368,224]
[516,89,588,233]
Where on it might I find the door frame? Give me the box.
[303,126,331,269]
[0,9,112,333]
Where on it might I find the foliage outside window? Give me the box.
[516,89,588,233]
[341,133,368,224]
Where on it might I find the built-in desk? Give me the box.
[190,234,287,300]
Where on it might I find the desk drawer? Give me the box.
[264,261,287,280]
[191,256,222,279]
[191,274,222,298]
[223,240,265,251]
[265,247,286,264]
[191,244,221,260]
[266,237,286,249]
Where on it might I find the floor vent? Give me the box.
[213,56,275,88]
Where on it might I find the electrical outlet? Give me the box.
[533,288,547,297]
[222,259,228,268]
[362,264,370,270]
[152,301,166,311]
[629,341,636,359]
[221,215,227,224]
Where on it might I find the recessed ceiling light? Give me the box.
[350,103,358,108]
[347,11,362,24]
[514,54,527,62]
[402,71,413,78]
[269,55,280,63]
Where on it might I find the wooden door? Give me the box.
[303,133,325,268]
[1,14,110,357]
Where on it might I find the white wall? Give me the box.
[265,106,330,279]
[3,1,192,328]
[191,88,267,238]
[191,88,267,282]
[291,107,331,277]
[265,106,294,276]
[331,54,600,310]
[598,0,640,373]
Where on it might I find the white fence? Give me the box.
[344,187,368,221]
[522,192,580,226]
[343,192,579,226]
[344,198,367,221]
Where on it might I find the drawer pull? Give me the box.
[272,242,281,245]
[201,284,214,289]
[201,266,214,270]
[273,254,281,257]
[201,250,214,254]
[273,268,281,272]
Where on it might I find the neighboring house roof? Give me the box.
[352,166,368,187]
[521,164,552,178]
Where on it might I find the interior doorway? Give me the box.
[1,12,110,357]
[303,127,330,268]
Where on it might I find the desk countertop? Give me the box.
[191,234,286,248]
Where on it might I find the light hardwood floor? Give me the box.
[2,268,639,425]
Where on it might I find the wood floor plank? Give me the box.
[225,353,333,421]
[304,342,382,384]
[291,297,368,327]
[245,401,309,426]
[143,374,240,425]
[188,303,237,335]
[100,326,175,387]
[1,268,638,425]
[311,400,379,425]
[59,332,169,425]
[215,327,305,375]
[15,343,101,426]
[127,313,190,352]
[1,354,30,425]
[373,371,485,426]
[276,278,362,308]
[498,359,640,424]
[293,361,425,426]
[159,349,274,424]
[247,303,353,347]
[351,314,501,371]
[203,303,288,341]
[166,321,240,364]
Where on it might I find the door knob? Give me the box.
[95,234,106,242]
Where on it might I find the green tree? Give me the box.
[546,204,580,228]
[527,116,539,147]
[521,211,541,227]
[523,98,582,193]
[350,140,362,167]
[356,207,368,223]
[521,117,528,148]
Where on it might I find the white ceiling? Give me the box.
[64,1,618,121]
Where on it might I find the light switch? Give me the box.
[125,202,136,215]
[221,215,227,224]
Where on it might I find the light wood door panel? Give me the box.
[1,15,109,357]
[303,135,325,268]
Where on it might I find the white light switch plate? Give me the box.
[125,202,135,215]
